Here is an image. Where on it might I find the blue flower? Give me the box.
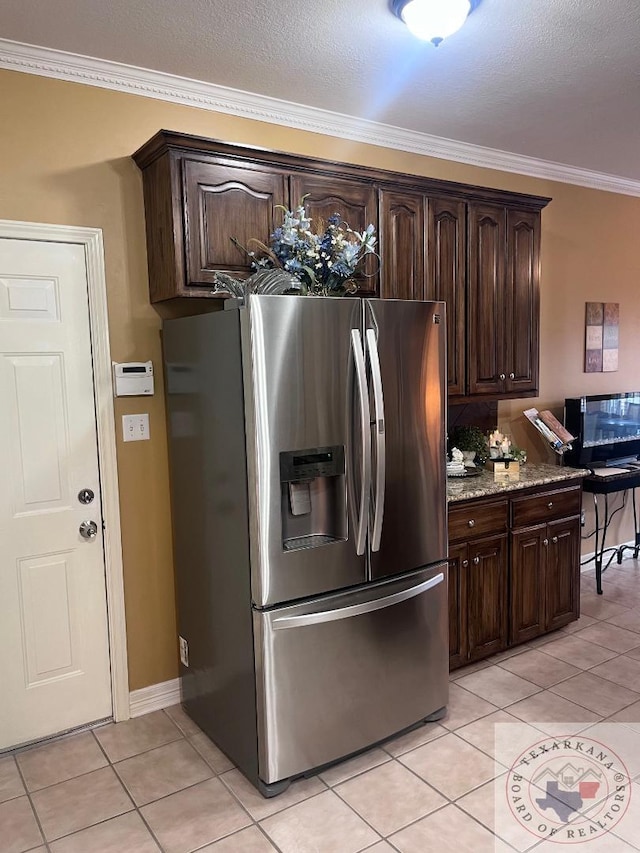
[249,202,377,295]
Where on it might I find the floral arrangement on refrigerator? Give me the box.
[213,197,378,298]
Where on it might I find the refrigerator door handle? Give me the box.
[272,572,445,629]
[366,328,386,552]
[351,329,371,556]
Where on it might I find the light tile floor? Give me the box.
[3,560,640,852]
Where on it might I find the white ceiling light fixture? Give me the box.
[391,0,479,46]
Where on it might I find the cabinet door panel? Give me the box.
[510,524,546,645]
[379,190,425,300]
[546,516,580,631]
[467,533,508,661]
[183,160,287,286]
[427,198,466,396]
[448,543,468,670]
[468,204,506,395]
[290,175,378,295]
[505,209,539,394]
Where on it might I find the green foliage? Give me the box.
[448,425,489,464]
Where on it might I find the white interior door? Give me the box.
[0,237,112,749]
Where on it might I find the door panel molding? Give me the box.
[0,220,129,722]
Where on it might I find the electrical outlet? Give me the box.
[122,414,150,442]
[580,509,586,527]
[179,636,189,667]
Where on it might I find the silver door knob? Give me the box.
[543,538,549,546]
[78,488,95,505]
[468,519,475,528]
[79,520,98,540]
[499,373,506,381]
[509,372,515,380]
[462,559,469,568]
[473,556,480,565]
[552,536,559,544]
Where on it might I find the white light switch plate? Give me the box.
[122,413,150,442]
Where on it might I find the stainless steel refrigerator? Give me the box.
[163,294,448,796]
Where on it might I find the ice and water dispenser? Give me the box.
[279,445,347,551]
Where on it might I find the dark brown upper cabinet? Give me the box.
[379,190,426,302]
[468,203,541,398]
[427,197,466,397]
[505,209,540,396]
[290,174,378,295]
[133,130,549,400]
[183,159,287,288]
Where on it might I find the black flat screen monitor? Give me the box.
[565,392,640,467]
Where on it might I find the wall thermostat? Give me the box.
[113,361,154,396]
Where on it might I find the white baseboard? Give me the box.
[129,677,181,718]
[580,539,637,572]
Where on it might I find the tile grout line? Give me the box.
[40,731,165,853]
[261,786,383,850]
[93,718,243,853]
[216,766,320,847]
[478,636,640,711]
[330,766,438,845]
[11,750,49,852]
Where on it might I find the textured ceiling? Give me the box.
[2,0,640,181]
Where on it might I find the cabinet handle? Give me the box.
[468,519,475,528]
[473,556,480,565]
[547,501,554,509]
[499,373,506,381]
[552,536,558,544]
[509,372,515,380]
[462,559,469,568]
[543,538,549,546]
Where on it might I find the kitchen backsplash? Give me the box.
[448,401,498,434]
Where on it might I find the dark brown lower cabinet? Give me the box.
[448,500,508,670]
[447,543,467,670]
[510,524,546,645]
[545,516,581,631]
[510,516,581,643]
[449,480,583,671]
[448,534,508,669]
[510,485,582,645]
[467,534,509,661]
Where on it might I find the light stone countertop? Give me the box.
[446,462,590,503]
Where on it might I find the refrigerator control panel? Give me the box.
[279,445,345,483]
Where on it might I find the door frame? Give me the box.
[0,219,130,723]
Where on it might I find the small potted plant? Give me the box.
[448,425,489,466]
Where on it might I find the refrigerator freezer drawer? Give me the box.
[254,565,449,785]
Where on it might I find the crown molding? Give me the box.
[2,37,640,198]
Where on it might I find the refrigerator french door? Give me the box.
[243,296,447,605]
[163,294,448,796]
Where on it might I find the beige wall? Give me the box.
[3,69,639,690]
